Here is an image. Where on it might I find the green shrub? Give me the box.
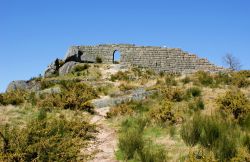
[138,141,167,162]
[186,149,217,162]
[185,87,202,100]
[40,80,57,90]
[165,74,177,86]
[29,74,42,82]
[181,114,241,161]
[149,101,176,124]
[96,56,102,63]
[131,67,143,77]
[213,134,237,161]
[129,101,149,113]
[180,114,202,146]
[217,90,250,122]
[80,101,95,114]
[27,92,38,106]
[118,83,136,91]
[118,117,146,159]
[243,135,250,151]
[236,70,250,78]
[0,94,3,105]
[36,82,98,113]
[188,97,205,112]
[214,71,250,87]
[0,110,96,161]
[118,116,167,161]
[107,101,150,118]
[1,90,27,106]
[214,72,232,85]
[110,71,129,81]
[96,84,113,96]
[181,76,191,84]
[118,126,144,159]
[239,113,250,130]
[199,117,221,149]
[73,64,90,72]
[145,69,156,76]
[161,86,184,102]
[36,93,63,110]
[195,71,214,86]
[169,125,176,138]
[231,74,250,88]
[106,103,134,118]
[159,71,165,77]
[62,83,98,112]
[230,148,250,162]
[120,116,148,133]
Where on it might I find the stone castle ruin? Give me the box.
[45,44,225,77]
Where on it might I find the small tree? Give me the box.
[223,53,241,71]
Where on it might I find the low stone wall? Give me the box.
[64,44,225,74]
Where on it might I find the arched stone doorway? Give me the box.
[113,50,121,64]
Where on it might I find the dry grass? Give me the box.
[0,105,36,126]
[201,87,227,115]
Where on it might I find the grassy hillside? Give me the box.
[1,64,250,161]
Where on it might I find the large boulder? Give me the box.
[64,46,95,63]
[59,61,79,75]
[6,80,41,92]
[64,46,86,62]
[6,80,29,92]
[64,46,79,61]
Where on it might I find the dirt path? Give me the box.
[87,64,126,161]
[88,107,118,162]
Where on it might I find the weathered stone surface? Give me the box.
[6,80,29,92]
[64,46,79,61]
[6,80,41,92]
[59,61,79,75]
[91,88,155,108]
[44,58,63,77]
[36,87,61,96]
[62,44,226,74]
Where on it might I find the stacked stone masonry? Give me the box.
[64,44,226,74]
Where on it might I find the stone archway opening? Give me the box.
[113,50,121,64]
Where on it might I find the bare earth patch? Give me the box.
[88,107,118,162]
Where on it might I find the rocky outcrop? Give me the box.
[6,80,41,92]
[44,58,64,78]
[91,88,155,108]
[36,87,61,96]
[6,80,29,92]
[59,61,79,75]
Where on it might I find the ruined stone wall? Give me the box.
[64,44,225,74]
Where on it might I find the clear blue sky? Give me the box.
[1,0,250,92]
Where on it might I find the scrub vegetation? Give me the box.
[1,63,249,161]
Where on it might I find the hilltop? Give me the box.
[0,46,250,161]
